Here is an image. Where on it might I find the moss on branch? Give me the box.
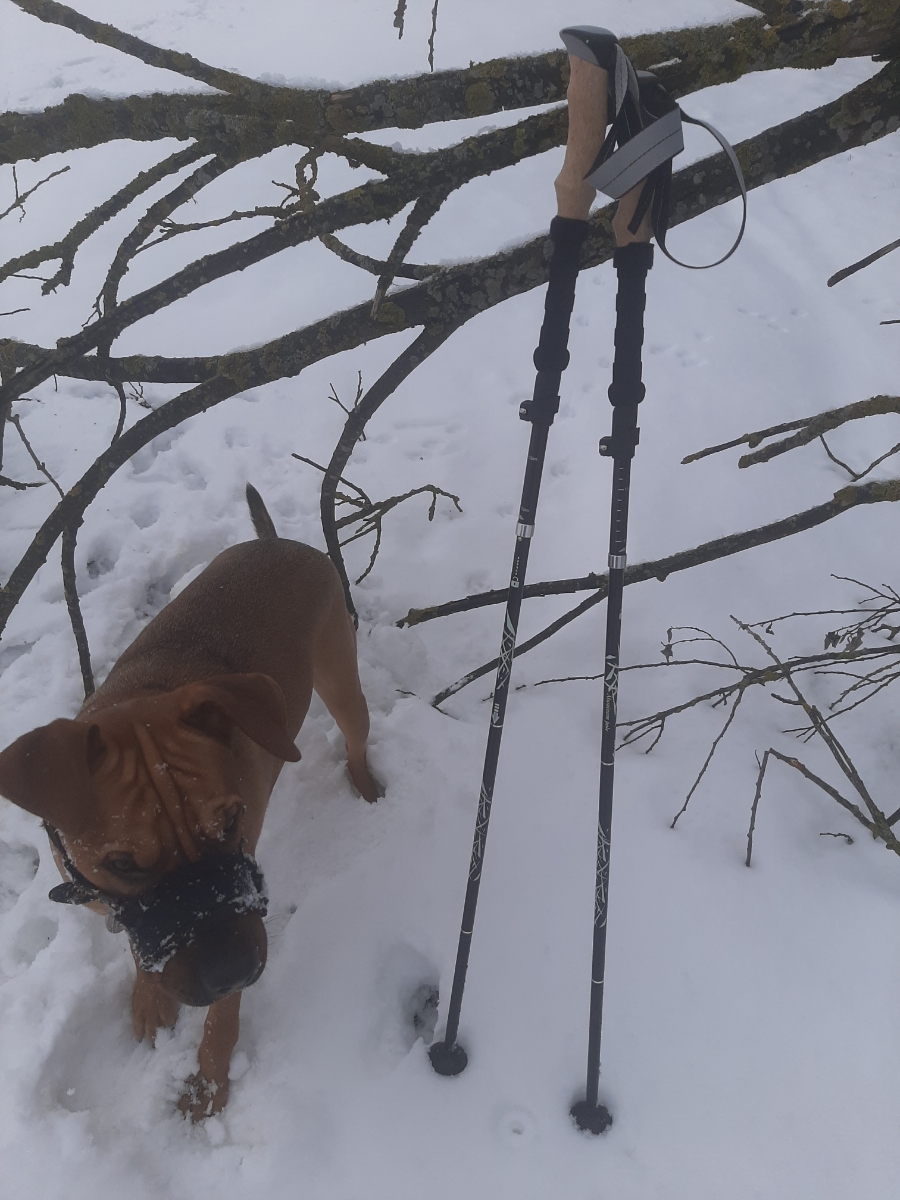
[3,0,897,163]
[3,56,898,402]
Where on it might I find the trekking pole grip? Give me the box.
[556,26,654,244]
[554,46,608,221]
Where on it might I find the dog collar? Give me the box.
[43,823,268,972]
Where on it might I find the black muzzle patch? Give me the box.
[45,825,267,972]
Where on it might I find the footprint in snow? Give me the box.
[10,914,59,968]
[0,840,39,915]
[366,943,440,1066]
[496,1107,538,1147]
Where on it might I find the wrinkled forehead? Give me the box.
[69,699,245,870]
[88,694,235,778]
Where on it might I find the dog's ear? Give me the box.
[180,674,301,762]
[0,719,100,832]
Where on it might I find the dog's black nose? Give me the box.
[164,907,266,1003]
[159,911,268,1006]
[197,939,262,997]
[190,913,267,1001]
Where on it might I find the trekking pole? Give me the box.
[429,21,746,1104]
[569,240,652,1137]
[557,25,747,1135]
[428,44,608,1078]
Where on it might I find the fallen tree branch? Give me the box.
[0,105,575,403]
[0,143,209,291]
[428,480,900,704]
[2,12,899,654]
[734,618,900,852]
[10,0,282,101]
[5,0,896,163]
[4,57,900,397]
[683,395,900,467]
[405,478,900,629]
[616,644,900,745]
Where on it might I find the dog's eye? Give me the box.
[102,853,144,877]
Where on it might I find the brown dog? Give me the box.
[0,486,380,1119]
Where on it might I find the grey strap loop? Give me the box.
[612,44,639,117]
[562,24,747,270]
[661,112,747,270]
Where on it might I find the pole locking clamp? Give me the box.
[599,425,640,459]
[520,370,562,425]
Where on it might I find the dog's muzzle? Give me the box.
[44,825,268,972]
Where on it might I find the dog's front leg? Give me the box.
[132,966,179,1043]
[313,600,384,803]
[178,991,241,1122]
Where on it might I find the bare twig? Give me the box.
[140,206,283,249]
[616,645,900,748]
[326,373,365,436]
[428,0,440,72]
[9,413,64,497]
[318,232,435,280]
[317,321,462,614]
[293,449,460,584]
[393,0,407,39]
[818,433,900,481]
[746,749,771,866]
[110,382,127,442]
[0,474,43,490]
[747,746,877,849]
[733,618,899,850]
[0,143,209,291]
[1,164,70,222]
[669,688,746,827]
[99,153,237,327]
[372,190,448,316]
[61,520,94,697]
[827,234,900,286]
[342,484,462,583]
[683,395,900,469]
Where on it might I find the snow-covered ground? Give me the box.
[1,2,898,1197]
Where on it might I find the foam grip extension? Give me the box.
[554,27,616,221]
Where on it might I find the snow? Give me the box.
[1,1,899,1197]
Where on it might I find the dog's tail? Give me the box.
[246,483,279,540]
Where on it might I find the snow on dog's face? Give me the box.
[46,829,269,1004]
[0,674,297,1003]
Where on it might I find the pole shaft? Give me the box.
[432,217,588,1068]
[442,419,549,1046]
[583,242,653,1107]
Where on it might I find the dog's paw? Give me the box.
[178,1072,229,1122]
[131,970,179,1043]
[347,759,384,804]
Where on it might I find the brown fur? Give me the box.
[0,499,380,1120]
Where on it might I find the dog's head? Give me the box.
[0,673,300,1004]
